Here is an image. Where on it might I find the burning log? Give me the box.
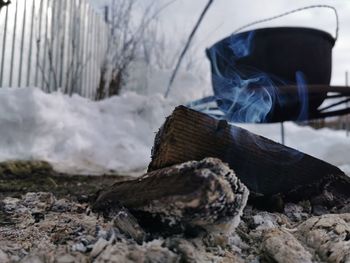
[93,158,249,236]
[148,106,350,206]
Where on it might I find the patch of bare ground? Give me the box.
[2,160,350,262]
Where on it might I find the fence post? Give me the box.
[9,0,18,87]
[59,0,67,88]
[0,4,9,86]
[26,0,35,86]
[18,0,27,87]
[35,0,44,86]
[42,0,50,91]
[0,0,108,96]
[53,0,62,91]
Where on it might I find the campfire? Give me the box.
[1,3,350,262]
[90,106,350,262]
[2,106,350,262]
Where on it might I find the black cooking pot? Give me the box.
[206,27,336,122]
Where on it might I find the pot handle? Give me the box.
[233,5,339,41]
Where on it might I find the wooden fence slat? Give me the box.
[92,14,98,98]
[0,5,9,86]
[65,0,73,94]
[26,0,35,86]
[48,0,56,91]
[18,0,27,87]
[59,0,67,88]
[53,0,61,91]
[88,8,94,98]
[9,0,18,87]
[81,3,88,97]
[35,0,44,86]
[42,0,50,91]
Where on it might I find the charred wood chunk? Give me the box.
[93,158,249,236]
[148,106,350,203]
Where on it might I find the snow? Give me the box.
[1,82,350,176]
[0,87,173,175]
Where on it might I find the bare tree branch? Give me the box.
[164,0,214,98]
[96,0,179,99]
[0,0,10,12]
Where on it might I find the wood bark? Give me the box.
[148,106,350,202]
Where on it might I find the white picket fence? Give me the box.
[0,0,109,99]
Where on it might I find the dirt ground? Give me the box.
[2,161,350,263]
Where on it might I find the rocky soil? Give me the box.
[1,161,350,263]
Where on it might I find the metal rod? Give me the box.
[164,0,214,98]
[319,98,350,112]
[324,94,350,99]
[311,108,350,119]
[346,71,349,137]
[280,122,285,145]
[279,84,350,94]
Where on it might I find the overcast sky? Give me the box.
[90,0,350,85]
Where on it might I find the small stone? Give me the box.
[90,238,109,258]
[72,242,88,253]
[262,229,313,263]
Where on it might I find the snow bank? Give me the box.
[0,87,174,175]
[1,87,350,176]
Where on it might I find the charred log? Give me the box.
[93,158,249,236]
[148,106,350,206]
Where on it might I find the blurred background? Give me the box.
[0,0,350,175]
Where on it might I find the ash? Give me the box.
[0,192,243,262]
[2,192,350,262]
